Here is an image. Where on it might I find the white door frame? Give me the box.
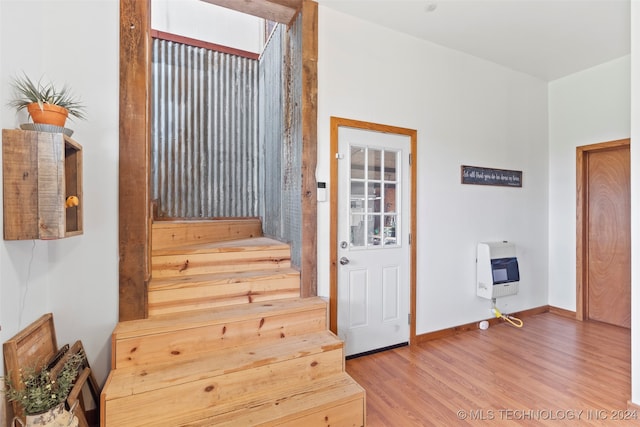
[329,117,417,347]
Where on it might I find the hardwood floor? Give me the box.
[346,312,632,426]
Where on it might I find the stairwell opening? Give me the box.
[150,2,305,269]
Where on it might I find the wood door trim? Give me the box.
[329,117,418,345]
[576,138,630,321]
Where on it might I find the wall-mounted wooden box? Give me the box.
[2,129,83,240]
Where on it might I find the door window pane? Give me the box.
[384,151,397,181]
[384,183,396,213]
[351,146,365,179]
[384,215,397,246]
[368,215,382,246]
[351,181,365,202]
[350,214,366,247]
[367,182,381,213]
[368,149,382,180]
[349,146,402,249]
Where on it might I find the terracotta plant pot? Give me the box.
[26,103,69,127]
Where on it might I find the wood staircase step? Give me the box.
[111,297,328,369]
[105,331,344,407]
[190,374,365,427]
[148,268,301,316]
[102,219,365,426]
[103,370,364,427]
[102,330,363,426]
[151,237,291,278]
[152,218,263,250]
[103,331,343,397]
[152,236,290,256]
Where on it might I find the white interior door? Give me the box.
[337,127,411,357]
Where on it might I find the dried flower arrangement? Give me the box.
[4,351,84,415]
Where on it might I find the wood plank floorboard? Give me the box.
[346,313,633,426]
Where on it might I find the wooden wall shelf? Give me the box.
[2,129,83,240]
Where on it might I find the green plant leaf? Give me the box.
[8,72,87,121]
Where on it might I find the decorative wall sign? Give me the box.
[461,165,522,187]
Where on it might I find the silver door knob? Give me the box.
[339,257,350,265]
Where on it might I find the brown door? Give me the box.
[584,143,630,328]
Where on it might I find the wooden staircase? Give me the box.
[100,219,365,426]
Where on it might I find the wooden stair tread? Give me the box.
[103,330,343,399]
[189,373,365,427]
[113,297,328,369]
[147,268,301,316]
[151,236,292,279]
[148,268,300,290]
[152,218,263,250]
[103,372,363,427]
[152,236,289,256]
[113,297,327,340]
[153,219,260,226]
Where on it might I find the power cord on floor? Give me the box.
[492,304,523,328]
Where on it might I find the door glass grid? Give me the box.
[350,145,400,248]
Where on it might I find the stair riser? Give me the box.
[113,306,327,368]
[260,399,365,427]
[150,375,365,427]
[152,249,292,278]
[152,219,263,250]
[105,332,344,398]
[148,277,300,316]
[103,349,345,426]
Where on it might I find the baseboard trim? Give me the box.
[627,400,640,412]
[548,305,578,319]
[415,305,550,344]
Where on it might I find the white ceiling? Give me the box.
[317,0,630,81]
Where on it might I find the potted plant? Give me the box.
[4,351,84,427]
[8,73,86,128]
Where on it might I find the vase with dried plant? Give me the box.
[3,351,84,427]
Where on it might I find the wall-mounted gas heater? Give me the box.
[477,241,520,299]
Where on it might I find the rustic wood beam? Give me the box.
[119,0,151,321]
[201,0,302,24]
[299,0,318,297]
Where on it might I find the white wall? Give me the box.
[152,0,265,54]
[0,0,119,390]
[548,56,631,311]
[317,6,549,334]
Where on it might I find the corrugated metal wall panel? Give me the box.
[152,39,261,218]
[152,26,303,269]
[260,25,284,239]
[259,19,303,268]
[283,15,303,268]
